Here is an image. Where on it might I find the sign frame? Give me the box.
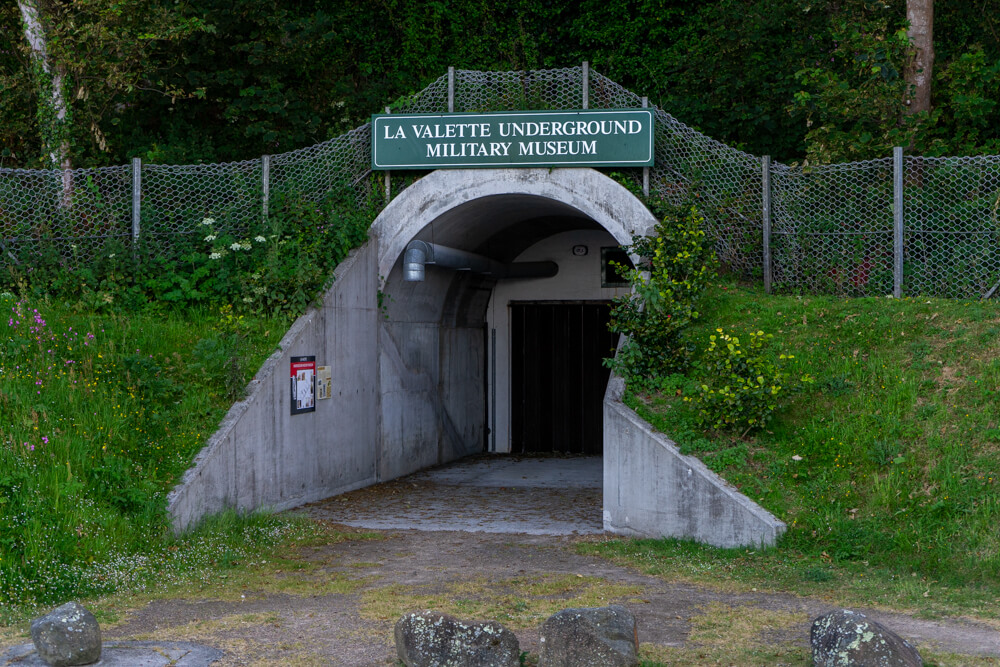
[371,109,654,170]
[290,356,316,415]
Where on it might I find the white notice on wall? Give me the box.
[290,356,316,415]
[317,366,332,400]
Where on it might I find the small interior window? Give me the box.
[601,247,633,288]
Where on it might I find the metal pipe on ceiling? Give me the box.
[402,240,558,282]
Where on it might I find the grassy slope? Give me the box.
[0,295,292,609]
[584,278,1000,618]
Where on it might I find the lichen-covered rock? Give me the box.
[394,610,520,667]
[29,602,102,666]
[538,605,638,667]
[811,609,923,667]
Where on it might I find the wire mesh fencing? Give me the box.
[0,165,132,278]
[770,159,896,297]
[904,156,1000,298]
[1,63,999,299]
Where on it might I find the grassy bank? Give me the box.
[584,278,1000,614]
[0,185,375,613]
[0,294,292,608]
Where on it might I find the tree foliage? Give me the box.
[3,0,1000,168]
[5,0,208,167]
[0,5,37,167]
[791,8,917,163]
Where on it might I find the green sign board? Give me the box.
[371,109,654,170]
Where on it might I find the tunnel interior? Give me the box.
[377,193,631,478]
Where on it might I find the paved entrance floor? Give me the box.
[299,455,603,535]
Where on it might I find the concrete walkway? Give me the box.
[299,455,603,535]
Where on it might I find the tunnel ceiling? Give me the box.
[385,192,616,328]
[410,194,603,263]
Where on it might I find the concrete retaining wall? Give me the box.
[167,241,381,533]
[602,374,786,548]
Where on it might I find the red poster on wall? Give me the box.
[290,356,316,415]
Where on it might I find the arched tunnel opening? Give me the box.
[377,193,631,477]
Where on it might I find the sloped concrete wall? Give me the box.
[603,373,786,548]
[167,241,380,533]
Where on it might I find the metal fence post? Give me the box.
[641,97,650,198]
[261,154,270,223]
[131,157,141,247]
[893,146,904,298]
[762,156,772,294]
[384,107,392,203]
[582,61,589,109]
[448,66,455,113]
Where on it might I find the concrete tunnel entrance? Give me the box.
[169,166,787,546]
[371,168,657,478]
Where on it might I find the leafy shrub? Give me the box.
[7,182,377,320]
[791,17,916,162]
[606,205,716,387]
[916,46,1000,156]
[687,328,813,434]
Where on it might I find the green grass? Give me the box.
[598,277,1000,611]
[0,293,287,607]
[0,510,342,628]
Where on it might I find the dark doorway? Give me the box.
[510,302,617,454]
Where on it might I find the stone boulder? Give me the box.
[30,602,102,667]
[538,605,638,667]
[394,610,520,667]
[811,609,923,667]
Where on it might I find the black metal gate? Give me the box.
[510,302,617,455]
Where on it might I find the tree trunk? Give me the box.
[905,0,934,115]
[18,0,73,204]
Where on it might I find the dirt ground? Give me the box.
[4,459,999,665]
[76,526,996,666]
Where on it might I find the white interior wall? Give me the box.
[485,229,631,453]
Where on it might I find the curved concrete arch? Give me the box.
[370,168,658,279]
[169,163,785,547]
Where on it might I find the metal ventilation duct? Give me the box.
[402,240,558,282]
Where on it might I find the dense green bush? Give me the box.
[686,328,813,434]
[609,202,809,432]
[605,205,716,387]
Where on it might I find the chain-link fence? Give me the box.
[769,154,1000,299]
[770,159,896,297]
[904,157,1000,298]
[2,64,999,299]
